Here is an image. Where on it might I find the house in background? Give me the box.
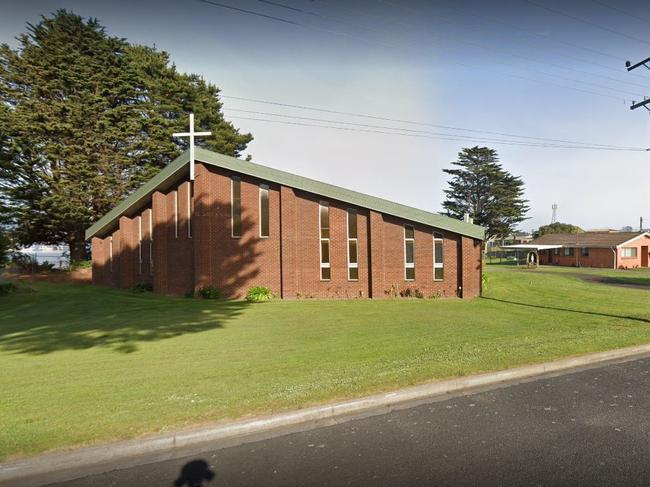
[86,148,484,299]
[17,244,69,269]
[530,231,650,269]
[486,232,533,251]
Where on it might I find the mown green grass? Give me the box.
[1,265,649,460]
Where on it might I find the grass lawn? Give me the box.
[1,265,650,460]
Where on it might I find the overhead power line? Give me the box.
[380,0,645,79]
[198,0,300,25]
[589,0,650,25]
[523,0,650,47]
[222,96,647,151]
[346,0,650,95]
[225,107,608,148]
[227,114,646,151]
[200,0,646,103]
[437,0,623,62]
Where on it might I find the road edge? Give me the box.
[4,343,650,486]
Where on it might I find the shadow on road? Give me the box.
[173,459,215,487]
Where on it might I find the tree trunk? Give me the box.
[68,228,89,262]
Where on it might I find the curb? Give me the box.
[3,343,650,486]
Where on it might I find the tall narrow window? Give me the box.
[187,182,192,238]
[347,209,358,280]
[174,190,179,238]
[404,224,415,280]
[320,202,330,280]
[259,184,270,238]
[231,176,241,238]
[109,236,113,272]
[433,232,444,281]
[148,209,154,276]
[138,216,143,275]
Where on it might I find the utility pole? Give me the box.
[642,216,645,231]
[626,57,650,111]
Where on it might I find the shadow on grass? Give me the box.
[532,269,650,289]
[482,297,650,324]
[595,276,650,288]
[0,285,250,355]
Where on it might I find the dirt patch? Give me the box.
[2,268,91,284]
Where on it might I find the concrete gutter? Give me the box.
[4,343,650,486]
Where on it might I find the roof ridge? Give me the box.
[86,148,485,240]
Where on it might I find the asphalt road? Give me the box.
[50,357,650,487]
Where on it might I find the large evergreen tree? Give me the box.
[0,10,252,260]
[442,146,529,240]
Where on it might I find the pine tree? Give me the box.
[442,146,529,240]
[0,10,252,261]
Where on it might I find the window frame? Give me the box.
[138,215,143,275]
[109,236,113,272]
[319,201,331,281]
[148,209,154,276]
[347,209,359,281]
[563,247,574,257]
[187,181,192,238]
[404,224,415,281]
[231,176,242,238]
[433,232,444,281]
[621,247,638,258]
[581,247,589,257]
[173,190,179,239]
[259,184,270,238]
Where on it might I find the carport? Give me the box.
[501,244,563,268]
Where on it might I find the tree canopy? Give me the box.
[533,222,584,239]
[0,10,252,260]
[442,146,529,240]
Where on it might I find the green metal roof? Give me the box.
[86,147,485,240]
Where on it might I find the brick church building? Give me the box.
[87,148,484,299]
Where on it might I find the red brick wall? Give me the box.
[91,236,110,286]
[151,183,195,295]
[368,213,461,298]
[279,190,370,299]
[540,248,616,268]
[461,237,482,298]
[91,162,483,299]
[193,163,281,299]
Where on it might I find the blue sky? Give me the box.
[2,0,650,231]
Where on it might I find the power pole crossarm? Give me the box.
[626,57,650,111]
[630,98,650,111]
[626,57,650,71]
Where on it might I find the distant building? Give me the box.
[531,232,650,269]
[18,244,69,269]
[486,233,533,250]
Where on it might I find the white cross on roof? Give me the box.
[172,113,212,180]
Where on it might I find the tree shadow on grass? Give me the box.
[0,286,250,355]
[533,269,650,289]
[481,297,650,324]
